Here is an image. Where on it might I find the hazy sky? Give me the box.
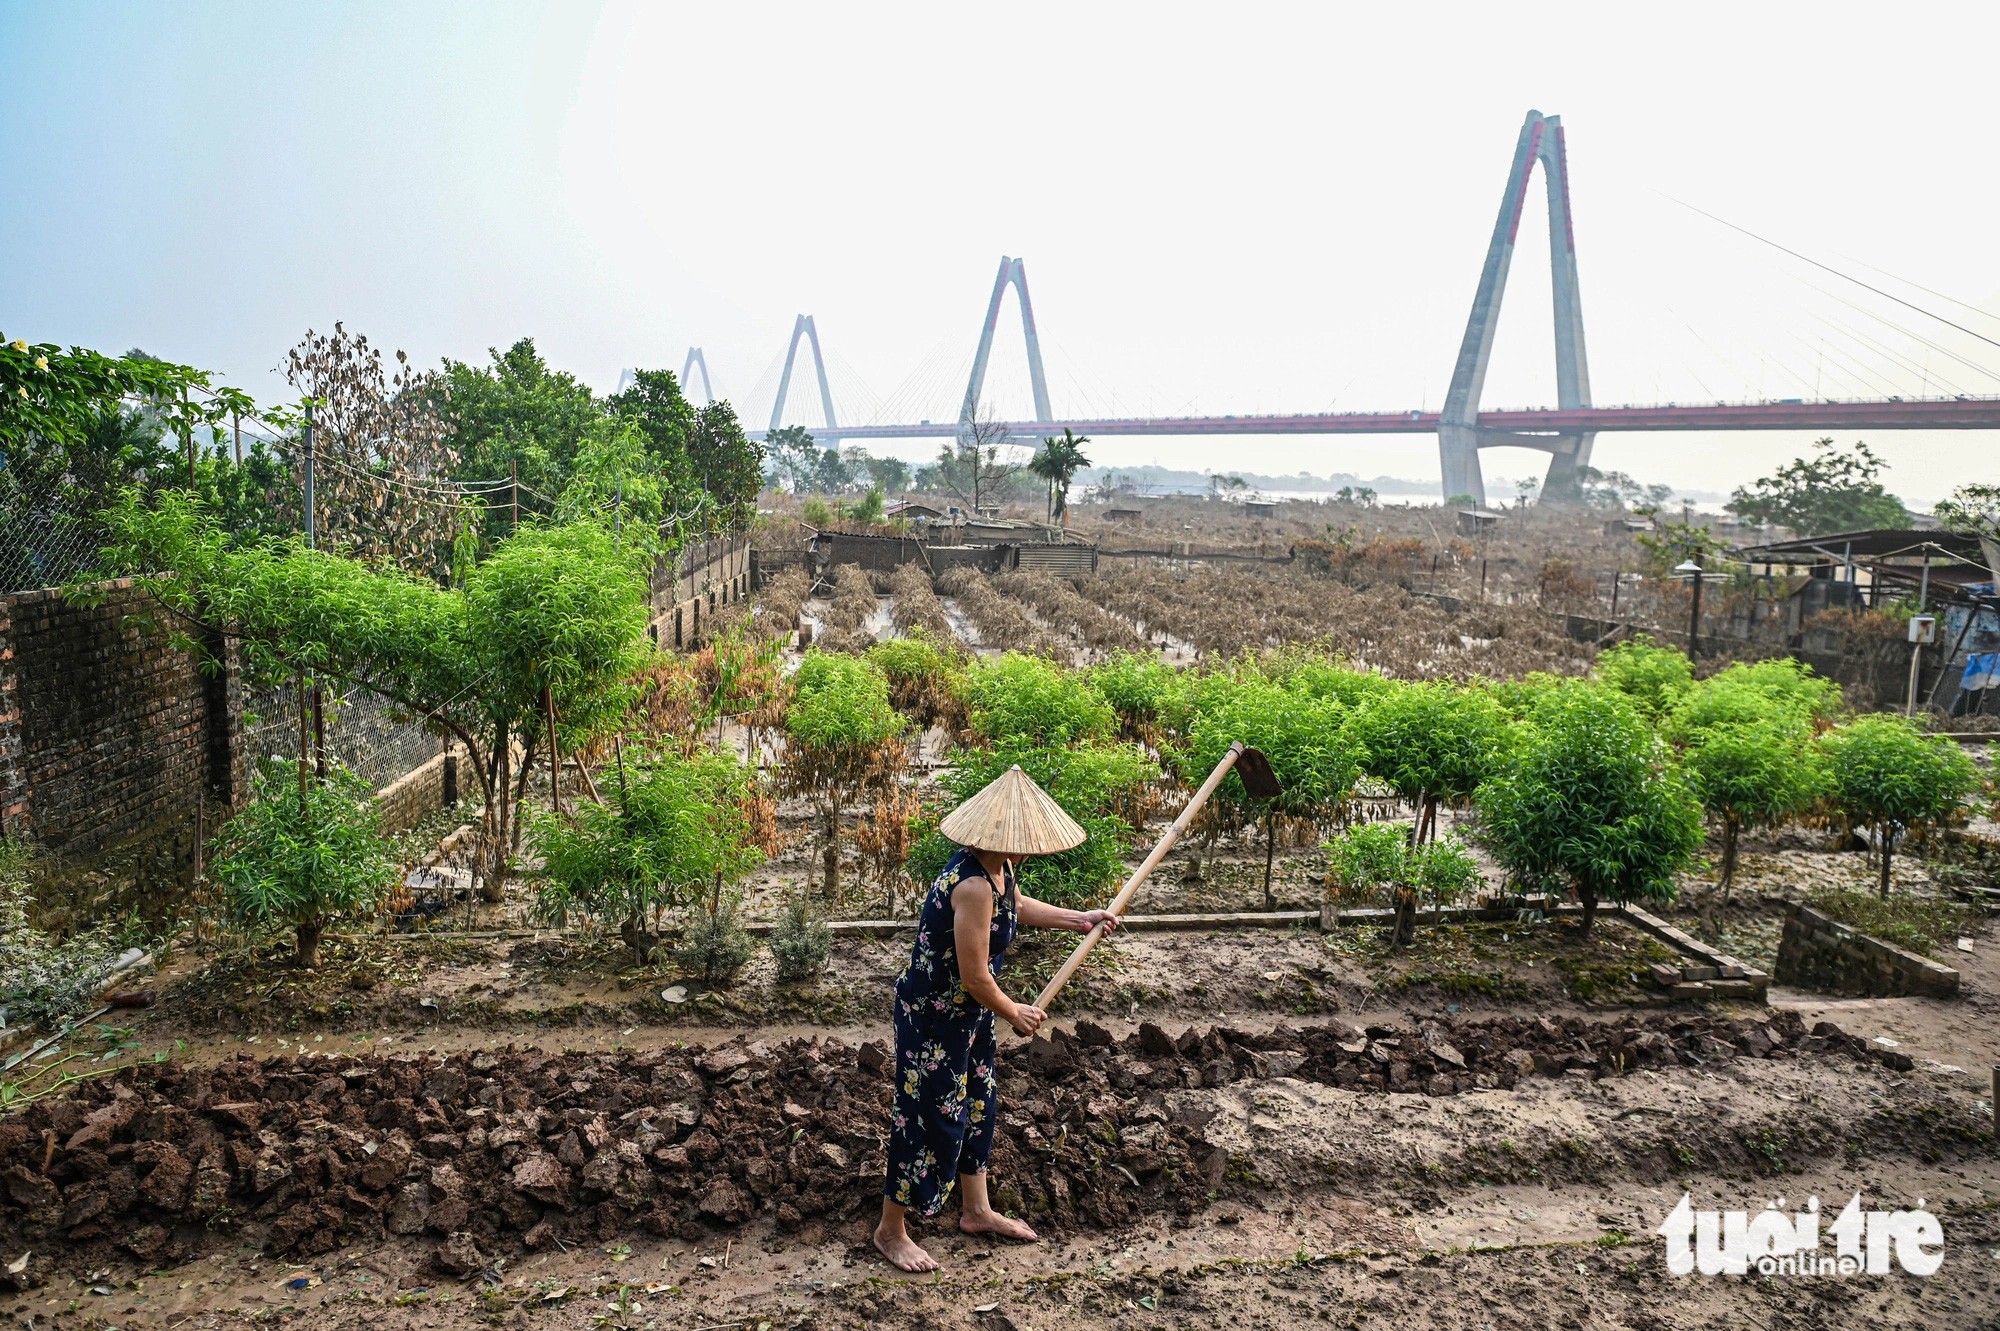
[5,1,1998,504]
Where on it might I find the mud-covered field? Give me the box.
[0,1009,1966,1275]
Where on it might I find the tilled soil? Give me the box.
[0,1008,1941,1292]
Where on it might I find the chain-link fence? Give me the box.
[243,679,448,791]
[0,469,112,595]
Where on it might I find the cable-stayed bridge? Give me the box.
[708,110,2000,505]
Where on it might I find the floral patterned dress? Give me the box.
[882,845,1017,1216]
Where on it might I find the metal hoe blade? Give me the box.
[1235,746,1282,801]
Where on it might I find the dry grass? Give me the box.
[1072,562,1597,678]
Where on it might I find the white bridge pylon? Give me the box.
[959,255,1054,437]
[769,314,837,432]
[1439,109,1594,507]
[682,347,715,403]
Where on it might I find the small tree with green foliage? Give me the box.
[1182,674,1367,840]
[1671,719,1823,895]
[1345,681,1510,842]
[960,651,1117,748]
[1090,651,1193,745]
[1727,437,1908,534]
[532,748,763,963]
[1665,660,1838,894]
[1326,824,1485,947]
[1477,683,1704,932]
[1817,715,1981,897]
[102,499,651,901]
[782,651,907,898]
[210,761,397,968]
[1593,635,1693,720]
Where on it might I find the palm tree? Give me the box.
[1029,428,1091,526]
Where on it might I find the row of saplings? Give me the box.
[215,626,1985,985]
[95,482,1984,991]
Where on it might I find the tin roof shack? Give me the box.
[805,524,1099,580]
[1456,509,1503,537]
[1733,527,1997,712]
[1242,499,1278,519]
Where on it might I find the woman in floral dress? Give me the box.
[873,766,1119,1273]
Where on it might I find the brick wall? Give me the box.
[372,743,468,835]
[0,594,27,841]
[0,581,241,864]
[1773,903,1960,998]
[651,538,754,650]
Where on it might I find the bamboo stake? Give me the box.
[1028,741,1247,1016]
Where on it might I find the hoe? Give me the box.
[1029,741,1280,1018]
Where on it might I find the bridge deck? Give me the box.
[758,396,2000,443]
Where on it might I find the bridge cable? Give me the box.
[1779,269,2000,387]
[1661,192,2000,353]
[1837,256,2000,331]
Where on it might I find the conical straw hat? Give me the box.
[938,765,1088,855]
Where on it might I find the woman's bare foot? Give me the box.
[960,1206,1038,1242]
[873,1223,940,1273]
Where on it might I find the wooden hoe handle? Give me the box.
[1025,741,1246,1019]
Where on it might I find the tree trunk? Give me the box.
[822,797,842,900]
[481,717,510,902]
[1879,826,1895,898]
[1720,816,1739,900]
[620,913,659,966]
[510,728,537,854]
[296,920,322,970]
[1580,887,1599,935]
[545,685,561,817]
[1391,887,1416,949]
[1262,807,1277,912]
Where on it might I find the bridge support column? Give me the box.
[1437,109,1594,506]
[1438,423,1484,506]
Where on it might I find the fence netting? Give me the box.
[243,681,448,792]
[0,469,112,595]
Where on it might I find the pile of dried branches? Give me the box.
[815,563,880,654]
[938,568,1066,658]
[994,569,1151,660]
[752,565,811,643]
[887,561,958,642]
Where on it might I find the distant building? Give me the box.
[1243,499,1278,519]
[1104,507,1144,522]
[884,500,945,523]
[1456,509,1503,536]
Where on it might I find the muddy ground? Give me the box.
[7,823,1999,1329]
[2,1004,1996,1330]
